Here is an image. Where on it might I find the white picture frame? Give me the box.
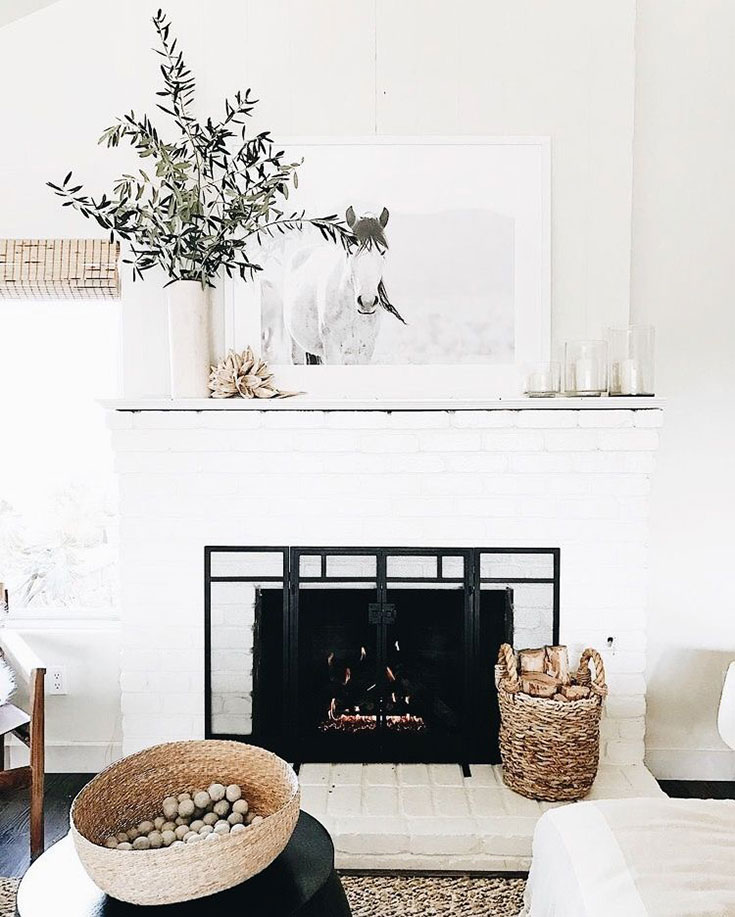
[225,136,550,400]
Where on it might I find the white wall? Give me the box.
[6,624,122,772]
[0,0,60,28]
[0,0,637,396]
[632,0,735,779]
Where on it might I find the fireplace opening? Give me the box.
[253,586,508,765]
[205,546,560,769]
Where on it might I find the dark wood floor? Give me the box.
[658,779,735,800]
[0,775,734,878]
[0,773,92,877]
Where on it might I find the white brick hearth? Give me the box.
[300,761,664,871]
[108,399,664,870]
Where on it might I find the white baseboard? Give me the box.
[6,741,122,773]
[646,747,735,781]
[7,741,734,781]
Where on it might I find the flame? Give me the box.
[391,692,397,704]
[343,667,351,686]
[327,652,334,666]
[329,697,337,719]
[395,641,400,652]
[386,666,396,682]
[405,696,410,705]
[360,646,367,661]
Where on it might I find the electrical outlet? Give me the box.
[48,666,67,695]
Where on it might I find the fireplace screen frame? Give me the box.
[204,545,560,766]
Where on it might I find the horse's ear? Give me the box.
[379,207,390,228]
[345,206,357,228]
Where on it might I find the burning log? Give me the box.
[318,712,426,734]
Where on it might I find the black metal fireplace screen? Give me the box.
[205,546,559,769]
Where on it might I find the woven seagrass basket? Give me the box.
[495,644,607,802]
[70,740,300,906]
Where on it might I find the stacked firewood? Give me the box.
[517,645,592,701]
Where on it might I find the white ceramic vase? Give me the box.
[166,280,211,399]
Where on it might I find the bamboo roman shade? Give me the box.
[0,239,120,299]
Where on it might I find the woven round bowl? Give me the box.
[70,740,300,906]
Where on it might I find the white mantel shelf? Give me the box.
[103,396,665,412]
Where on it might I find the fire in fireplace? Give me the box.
[205,547,559,771]
[319,641,428,735]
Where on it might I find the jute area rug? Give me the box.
[0,873,526,916]
[342,874,526,917]
[0,878,19,917]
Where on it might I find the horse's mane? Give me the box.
[352,216,388,253]
[378,279,406,325]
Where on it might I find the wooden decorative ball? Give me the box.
[88,770,267,865]
[193,791,211,810]
[162,798,178,820]
[178,799,195,818]
[225,784,241,803]
[207,783,226,802]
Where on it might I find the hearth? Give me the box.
[205,547,559,770]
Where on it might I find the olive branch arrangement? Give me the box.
[48,10,353,287]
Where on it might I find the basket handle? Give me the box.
[576,648,607,696]
[497,643,521,693]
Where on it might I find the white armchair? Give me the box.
[718,661,735,751]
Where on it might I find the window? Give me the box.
[0,301,120,613]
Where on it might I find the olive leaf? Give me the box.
[47,9,354,287]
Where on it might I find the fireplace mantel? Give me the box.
[103,396,664,412]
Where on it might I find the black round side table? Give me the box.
[16,811,351,917]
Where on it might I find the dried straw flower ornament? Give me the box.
[208,348,299,400]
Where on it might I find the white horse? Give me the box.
[282,206,406,364]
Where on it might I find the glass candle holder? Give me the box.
[607,325,655,396]
[524,362,561,397]
[564,340,608,396]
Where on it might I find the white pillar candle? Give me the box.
[528,370,552,392]
[575,357,597,392]
[620,358,642,395]
[610,361,621,394]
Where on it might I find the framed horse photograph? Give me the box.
[227,136,550,400]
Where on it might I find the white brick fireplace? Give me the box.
[108,399,664,870]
